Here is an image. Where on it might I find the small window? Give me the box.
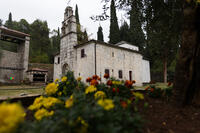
[81,49,85,58]
[119,70,123,79]
[112,52,114,57]
[105,69,109,75]
[58,57,60,64]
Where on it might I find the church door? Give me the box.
[129,71,132,81]
[62,64,70,75]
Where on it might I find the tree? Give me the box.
[5,12,13,29]
[173,0,200,106]
[129,0,145,51]
[75,4,80,25]
[109,0,120,44]
[30,19,51,63]
[0,19,3,26]
[119,21,130,42]
[97,26,104,41]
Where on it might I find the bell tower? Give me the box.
[60,6,77,75]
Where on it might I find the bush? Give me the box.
[15,71,145,133]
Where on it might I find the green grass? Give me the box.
[0,88,44,99]
[134,82,169,90]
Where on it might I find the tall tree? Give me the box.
[129,0,145,51]
[5,12,13,29]
[75,4,80,25]
[173,0,200,106]
[0,19,2,26]
[109,0,120,44]
[119,21,130,42]
[97,26,104,41]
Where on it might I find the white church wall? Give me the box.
[53,55,61,81]
[95,44,144,86]
[141,59,151,83]
[76,43,96,80]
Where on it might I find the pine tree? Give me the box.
[119,21,130,42]
[109,0,120,44]
[97,26,104,42]
[5,12,13,29]
[129,0,145,51]
[75,4,80,24]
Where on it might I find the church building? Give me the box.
[54,6,151,86]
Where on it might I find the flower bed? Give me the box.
[0,71,147,133]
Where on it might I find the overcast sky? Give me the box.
[0,0,127,42]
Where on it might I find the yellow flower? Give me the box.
[43,97,62,109]
[97,99,115,110]
[28,96,62,110]
[54,78,59,83]
[94,91,106,99]
[34,108,54,121]
[77,77,82,81]
[77,117,88,127]
[65,95,73,108]
[85,85,97,94]
[112,81,122,85]
[0,103,25,133]
[61,76,67,82]
[28,96,44,110]
[132,92,144,100]
[45,82,58,96]
[58,92,62,96]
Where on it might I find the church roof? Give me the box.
[74,40,142,55]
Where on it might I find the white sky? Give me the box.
[0,0,128,42]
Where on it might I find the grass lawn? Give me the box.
[0,85,44,99]
[134,82,169,90]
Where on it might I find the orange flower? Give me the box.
[120,101,128,109]
[92,75,98,80]
[107,80,112,86]
[116,88,119,93]
[168,82,172,86]
[112,88,116,93]
[97,77,101,81]
[86,77,92,83]
[125,80,133,88]
[104,73,109,79]
[90,79,98,86]
[145,86,150,90]
[150,88,154,92]
[132,80,136,84]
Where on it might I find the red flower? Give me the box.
[90,79,98,86]
[150,88,154,92]
[92,75,98,80]
[112,88,116,93]
[107,80,112,86]
[120,101,128,109]
[104,73,109,79]
[117,88,119,93]
[86,77,92,82]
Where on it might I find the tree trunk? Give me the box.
[163,58,167,83]
[173,2,200,106]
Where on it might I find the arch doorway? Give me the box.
[62,64,70,76]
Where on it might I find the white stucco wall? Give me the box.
[141,59,151,83]
[75,42,149,86]
[53,55,61,81]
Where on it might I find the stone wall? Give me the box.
[0,50,22,83]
